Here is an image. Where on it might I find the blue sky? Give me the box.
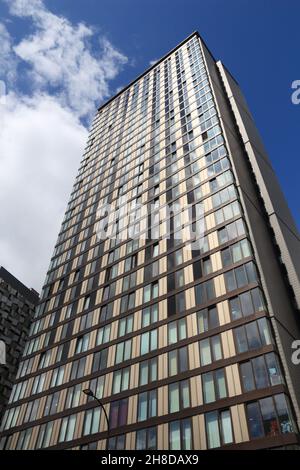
[69,0,300,227]
[0,0,299,289]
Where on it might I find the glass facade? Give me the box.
[0,33,298,451]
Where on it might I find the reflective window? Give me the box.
[168,346,188,376]
[139,357,157,386]
[205,409,233,448]
[246,394,294,439]
[137,390,157,421]
[169,380,190,413]
[234,319,273,354]
[202,369,227,403]
[199,335,222,366]
[136,426,157,450]
[169,418,192,450]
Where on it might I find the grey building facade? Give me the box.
[0,267,39,425]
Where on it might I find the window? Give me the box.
[96,324,111,345]
[169,380,190,413]
[221,239,252,267]
[89,375,105,400]
[92,348,108,372]
[75,333,90,354]
[205,409,233,448]
[51,366,65,387]
[102,282,116,301]
[218,218,246,244]
[65,384,82,409]
[144,261,159,281]
[126,239,139,255]
[105,264,118,281]
[59,414,77,442]
[203,256,212,276]
[199,335,222,366]
[167,249,183,270]
[83,295,91,310]
[167,290,186,316]
[44,392,60,416]
[168,346,188,376]
[35,421,53,449]
[31,373,45,395]
[143,281,159,302]
[112,367,130,394]
[108,434,126,450]
[122,272,136,291]
[136,427,157,450]
[246,394,294,439]
[168,318,187,344]
[215,200,241,227]
[80,442,98,450]
[142,304,158,327]
[124,254,137,272]
[115,339,132,364]
[168,269,185,292]
[240,353,284,392]
[83,407,101,435]
[197,306,219,333]
[70,357,86,380]
[100,302,113,322]
[246,402,264,439]
[176,291,186,313]
[202,369,227,403]
[153,242,159,257]
[193,260,202,280]
[233,318,273,354]
[120,292,135,313]
[24,399,40,423]
[229,288,266,321]
[139,357,157,386]
[137,390,157,421]
[224,262,258,292]
[109,399,128,429]
[169,418,192,450]
[38,350,51,370]
[140,329,158,355]
[15,428,33,449]
[118,314,134,337]
[211,184,236,209]
[1,407,20,431]
[274,393,295,434]
[79,311,93,331]
[194,279,215,305]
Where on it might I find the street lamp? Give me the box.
[82,389,110,451]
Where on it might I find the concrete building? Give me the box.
[0,267,39,427]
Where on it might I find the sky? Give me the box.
[0,0,299,292]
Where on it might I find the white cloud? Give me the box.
[0,93,88,289]
[5,0,128,118]
[0,0,128,291]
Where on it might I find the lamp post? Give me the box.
[82,389,110,451]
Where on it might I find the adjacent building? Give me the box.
[0,267,39,426]
[1,32,300,450]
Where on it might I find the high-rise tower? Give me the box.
[0,267,39,427]
[1,32,299,450]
